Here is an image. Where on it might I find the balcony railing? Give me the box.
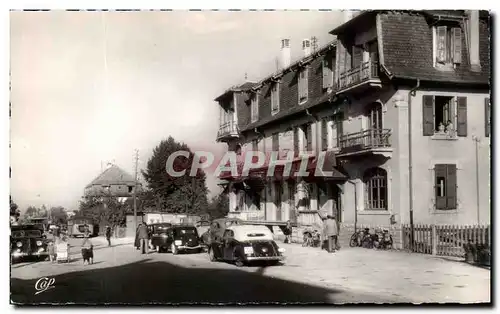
[338,61,379,90]
[217,120,239,140]
[339,128,391,153]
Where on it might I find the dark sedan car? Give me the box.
[208,225,285,267]
[11,224,49,263]
[167,226,203,255]
[150,223,173,252]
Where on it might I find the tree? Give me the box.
[78,196,127,230]
[25,206,39,218]
[10,196,20,223]
[49,206,68,225]
[206,193,229,219]
[142,136,209,214]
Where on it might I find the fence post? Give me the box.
[431,224,437,255]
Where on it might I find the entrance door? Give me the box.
[288,182,297,223]
[275,182,283,222]
[328,183,342,222]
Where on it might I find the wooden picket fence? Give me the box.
[402,224,490,257]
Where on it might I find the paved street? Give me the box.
[10,237,490,304]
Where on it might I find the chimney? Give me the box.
[302,39,311,57]
[280,39,291,69]
[468,10,481,72]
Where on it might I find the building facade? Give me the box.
[215,10,490,246]
[84,163,142,199]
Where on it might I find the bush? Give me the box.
[463,242,490,266]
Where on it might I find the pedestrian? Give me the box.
[137,222,149,254]
[105,225,112,247]
[134,223,141,250]
[321,216,328,250]
[81,234,94,265]
[324,215,339,253]
[284,220,293,244]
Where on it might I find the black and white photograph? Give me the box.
[6,4,492,306]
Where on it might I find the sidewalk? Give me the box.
[272,242,490,303]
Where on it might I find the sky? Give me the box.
[10,10,344,212]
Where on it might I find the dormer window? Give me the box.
[298,67,309,104]
[271,82,280,115]
[434,24,462,67]
[250,91,259,123]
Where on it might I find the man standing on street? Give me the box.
[105,225,112,247]
[137,222,149,254]
[325,215,339,253]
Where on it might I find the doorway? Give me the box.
[274,182,283,221]
[328,183,342,222]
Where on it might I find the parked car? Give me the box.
[10,224,49,263]
[164,225,204,254]
[150,223,173,252]
[207,218,244,245]
[208,224,285,267]
[195,220,211,245]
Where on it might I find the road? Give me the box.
[10,237,491,305]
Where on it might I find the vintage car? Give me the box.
[150,223,173,252]
[195,220,211,245]
[206,218,244,245]
[208,225,285,267]
[167,225,203,254]
[10,224,49,263]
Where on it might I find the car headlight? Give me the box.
[278,247,286,253]
[16,242,22,248]
[174,240,182,245]
[36,241,43,246]
[38,247,45,252]
[243,246,254,255]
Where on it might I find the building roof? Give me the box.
[85,165,137,188]
[379,11,490,85]
[214,81,259,102]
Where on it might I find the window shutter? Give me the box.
[272,133,279,152]
[322,59,332,89]
[321,118,328,150]
[345,45,352,70]
[422,95,435,136]
[445,164,457,210]
[352,45,363,68]
[434,164,447,210]
[306,124,313,151]
[485,98,490,137]
[298,71,304,102]
[436,26,447,64]
[293,127,299,155]
[336,113,344,147]
[456,97,467,137]
[452,27,462,64]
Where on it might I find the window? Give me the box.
[293,127,299,156]
[363,167,387,210]
[250,92,259,123]
[485,98,491,137]
[435,25,462,66]
[322,55,334,89]
[434,164,457,210]
[302,124,312,152]
[128,186,133,193]
[422,95,467,137]
[298,68,309,104]
[367,102,383,130]
[271,82,280,114]
[321,118,329,151]
[272,133,279,152]
[252,139,258,152]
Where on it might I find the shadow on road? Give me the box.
[11,258,342,305]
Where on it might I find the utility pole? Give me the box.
[473,136,481,224]
[133,149,139,233]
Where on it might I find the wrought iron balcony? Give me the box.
[338,61,380,92]
[216,120,239,141]
[338,128,392,156]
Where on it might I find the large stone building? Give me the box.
[215,10,490,247]
[84,163,142,199]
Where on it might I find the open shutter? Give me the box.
[452,27,462,64]
[345,45,352,70]
[306,124,313,152]
[336,113,344,147]
[445,164,457,210]
[352,45,363,68]
[456,97,467,137]
[485,98,490,137]
[321,118,328,150]
[422,95,435,136]
[322,58,333,89]
[436,26,447,64]
[434,164,447,210]
[293,127,299,156]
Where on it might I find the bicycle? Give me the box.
[349,228,371,247]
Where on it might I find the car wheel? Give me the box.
[171,243,178,255]
[234,256,245,267]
